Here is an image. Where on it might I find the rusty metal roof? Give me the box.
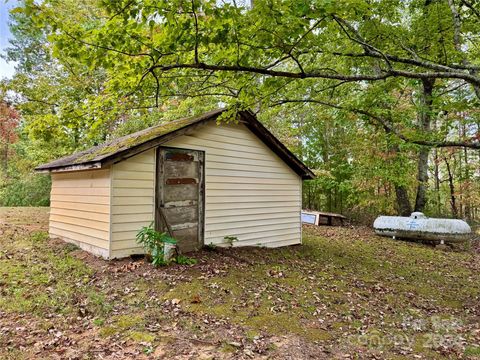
[36,109,314,179]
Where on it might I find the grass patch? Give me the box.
[99,314,146,338]
[162,226,480,357]
[1,208,479,359]
[465,346,480,356]
[0,221,109,319]
[128,331,156,342]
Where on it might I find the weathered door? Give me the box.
[156,147,204,252]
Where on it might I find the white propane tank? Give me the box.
[373,212,471,243]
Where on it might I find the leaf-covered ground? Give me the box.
[1,207,480,359]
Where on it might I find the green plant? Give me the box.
[143,345,154,355]
[93,318,105,326]
[136,223,177,266]
[175,255,197,265]
[0,174,51,206]
[223,235,238,247]
[464,347,480,356]
[204,242,217,251]
[30,231,49,243]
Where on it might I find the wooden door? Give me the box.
[156,147,204,253]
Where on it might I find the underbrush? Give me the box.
[0,174,51,206]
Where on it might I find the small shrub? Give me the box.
[30,231,49,243]
[223,235,238,247]
[143,345,154,355]
[175,254,197,265]
[136,223,177,266]
[0,174,51,206]
[93,318,105,326]
[87,291,113,316]
[204,242,217,251]
[63,243,80,253]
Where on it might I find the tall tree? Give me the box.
[0,101,20,178]
[5,0,480,218]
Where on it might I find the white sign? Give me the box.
[301,213,317,225]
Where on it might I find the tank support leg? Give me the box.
[436,239,448,250]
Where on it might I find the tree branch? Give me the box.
[333,15,392,69]
[272,99,480,149]
[461,0,480,19]
[61,29,155,63]
[288,17,326,54]
[108,0,136,21]
[23,97,59,107]
[149,62,480,86]
[332,14,480,74]
[191,0,199,64]
[448,0,480,99]
[150,68,160,107]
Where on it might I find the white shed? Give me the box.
[36,109,314,259]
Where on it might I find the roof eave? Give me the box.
[34,109,225,173]
[34,108,315,180]
[99,114,217,167]
[35,161,103,173]
[239,110,315,180]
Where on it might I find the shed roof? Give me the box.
[36,109,314,179]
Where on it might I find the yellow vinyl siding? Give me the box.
[165,122,302,247]
[109,148,155,258]
[50,194,110,205]
[108,122,302,257]
[46,116,304,259]
[49,169,111,258]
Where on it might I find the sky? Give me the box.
[0,0,18,79]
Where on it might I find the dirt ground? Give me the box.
[1,207,480,359]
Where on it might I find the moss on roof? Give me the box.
[75,115,205,163]
[35,108,315,179]
[36,109,224,170]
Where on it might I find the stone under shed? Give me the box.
[36,109,314,259]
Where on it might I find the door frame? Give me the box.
[155,146,205,250]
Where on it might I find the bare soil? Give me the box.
[1,207,479,359]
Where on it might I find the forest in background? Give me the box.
[1,0,480,223]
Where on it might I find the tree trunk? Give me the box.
[444,156,458,217]
[433,118,441,215]
[382,128,412,216]
[2,141,8,179]
[447,0,480,100]
[414,147,429,212]
[307,183,311,209]
[457,148,463,218]
[433,148,441,214]
[327,189,332,212]
[389,140,413,216]
[462,124,471,220]
[414,78,435,212]
[395,185,412,216]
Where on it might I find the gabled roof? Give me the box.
[36,109,315,179]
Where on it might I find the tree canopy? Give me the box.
[2,0,480,218]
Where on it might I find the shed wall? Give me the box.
[110,149,155,258]
[107,121,302,256]
[49,169,111,258]
[166,122,302,248]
